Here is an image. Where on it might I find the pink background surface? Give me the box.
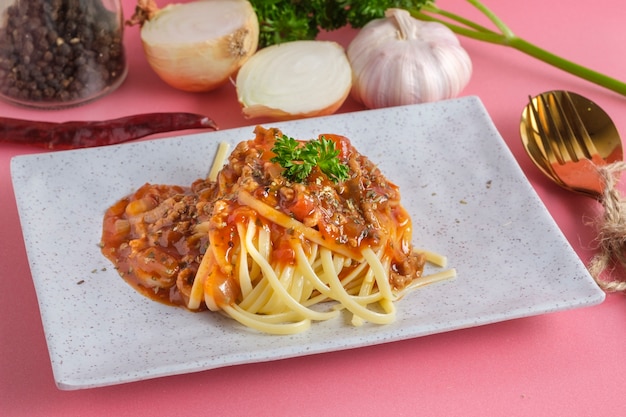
[2,0,626,415]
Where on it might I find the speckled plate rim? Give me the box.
[10,96,604,390]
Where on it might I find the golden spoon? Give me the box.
[520,90,622,198]
[520,90,626,292]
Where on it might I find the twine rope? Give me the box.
[587,161,626,292]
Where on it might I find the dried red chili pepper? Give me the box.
[0,112,218,150]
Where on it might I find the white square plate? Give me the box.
[11,96,604,390]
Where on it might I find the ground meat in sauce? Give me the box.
[100,126,425,308]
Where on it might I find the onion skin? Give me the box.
[240,92,350,121]
[235,40,352,120]
[130,0,259,92]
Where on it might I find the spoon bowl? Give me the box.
[520,90,623,198]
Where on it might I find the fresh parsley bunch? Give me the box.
[250,0,427,48]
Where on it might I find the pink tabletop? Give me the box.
[2,0,626,415]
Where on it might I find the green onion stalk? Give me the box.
[413,0,626,96]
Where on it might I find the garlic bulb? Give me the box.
[347,8,472,109]
[129,0,259,92]
[236,40,352,120]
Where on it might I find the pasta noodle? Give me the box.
[100,126,455,334]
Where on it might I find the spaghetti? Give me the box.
[100,126,455,334]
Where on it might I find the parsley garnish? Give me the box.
[250,1,429,48]
[271,134,349,183]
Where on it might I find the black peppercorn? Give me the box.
[0,0,127,108]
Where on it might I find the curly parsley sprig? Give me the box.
[271,134,349,183]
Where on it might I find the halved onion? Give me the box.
[131,0,259,92]
[235,40,352,120]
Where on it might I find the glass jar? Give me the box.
[0,0,128,109]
